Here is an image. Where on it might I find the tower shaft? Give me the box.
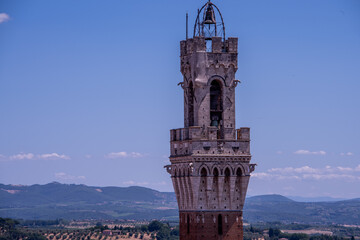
[165,3,255,240]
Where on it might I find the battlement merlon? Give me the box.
[180,37,238,74]
[180,37,238,55]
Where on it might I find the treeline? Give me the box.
[0,218,46,240]
[90,220,179,240]
[19,219,69,227]
[244,225,355,240]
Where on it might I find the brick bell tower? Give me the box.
[165,1,256,240]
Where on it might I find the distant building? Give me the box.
[165,1,256,239]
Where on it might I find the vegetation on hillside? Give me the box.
[0,218,45,240]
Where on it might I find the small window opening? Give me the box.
[218,214,223,235]
[187,215,190,234]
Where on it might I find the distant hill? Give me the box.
[247,194,294,203]
[1,183,359,224]
[286,196,348,202]
[244,196,360,225]
[0,182,175,207]
[0,182,178,221]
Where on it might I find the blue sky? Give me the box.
[0,0,359,198]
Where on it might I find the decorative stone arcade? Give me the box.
[165,1,256,240]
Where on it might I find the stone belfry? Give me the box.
[165,1,256,240]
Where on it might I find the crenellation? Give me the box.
[211,37,223,53]
[227,37,238,53]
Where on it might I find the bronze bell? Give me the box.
[204,5,216,25]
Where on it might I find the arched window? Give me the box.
[210,80,223,138]
[201,167,208,177]
[212,167,219,207]
[218,214,223,235]
[223,168,231,208]
[235,168,242,208]
[213,168,219,177]
[188,81,194,127]
[224,168,231,177]
[210,81,222,112]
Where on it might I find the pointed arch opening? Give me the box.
[213,168,219,177]
[212,167,220,209]
[224,167,231,177]
[236,168,242,176]
[235,167,243,209]
[201,167,208,177]
[199,167,208,209]
[223,167,231,209]
[210,80,223,139]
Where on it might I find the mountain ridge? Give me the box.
[1,183,359,224]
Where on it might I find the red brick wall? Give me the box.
[179,211,243,240]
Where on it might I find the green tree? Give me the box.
[273,229,281,237]
[148,221,163,232]
[269,228,274,238]
[289,233,309,240]
[170,227,179,236]
[141,225,148,232]
[156,226,171,240]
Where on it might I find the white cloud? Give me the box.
[0,13,10,24]
[268,166,317,174]
[276,151,283,155]
[105,151,144,159]
[336,166,353,172]
[9,153,35,160]
[123,180,136,185]
[252,172,300,180]
[251,172,271,179]
[294,150,326,155]
[55,172,86,181]
[252,165,360,182]
[38,153,70,160]
[302,173,359,181]
[5,152,70,161]
[341,152,354,156]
